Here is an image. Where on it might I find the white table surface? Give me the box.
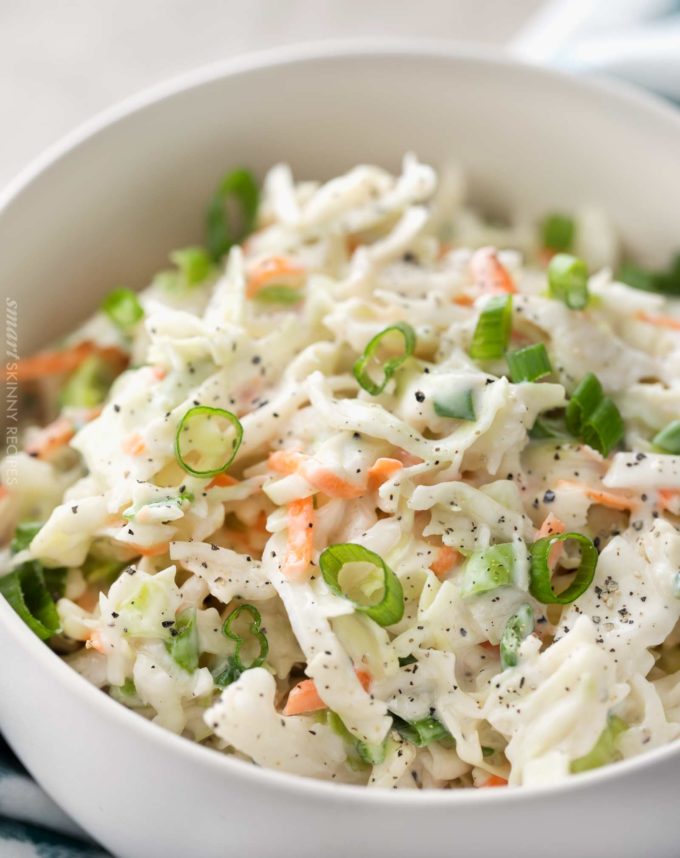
[0,0,541,190]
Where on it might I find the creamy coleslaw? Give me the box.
[3,155,680,790]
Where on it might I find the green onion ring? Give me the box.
[529,532,598,605]
[174,405,243,478]
[353,322,416,396]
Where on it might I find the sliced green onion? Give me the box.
[82,555,127,585]
[171,247,214,285]
[10,522,42,554]
[581,397,625,457]
[319,543,404,627]
[61,354,116,408]
[529,532,598,605]
[482,746,496,758]
[102,287,144,331]
[565,372,624,456]
[0,561,61,640]
[529,414,571,440]
[398,654,418,667]
[565,372,603,435]
[500,603,534,670]
[174,405,243,478]
[541,214,575,252]
[392,715,453,748]
[617,257,680,297]
[206,168,259,261]
[653,420,680,454]
[469,295,513,360]
[326,712,386,769]
[507,343,552,383]
[548,253,589,310]
[214,604,268,688]
[353,322,416,396]
[570,715,627,774]
[166,606,199,673]
[43,567,68,601]
[254,285,303,306]
[433,388,475,421]
[460,543,517,598]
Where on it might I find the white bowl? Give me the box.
[1,42,680,858]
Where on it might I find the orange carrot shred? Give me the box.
[122,433,146,456]
[25,416,75,459]
[635,310,680,331]
[430,545,461,579]
[367,457,403,491]
[556,480,638,512]
[470,247,517,294]
[283,670,371,716]
[282,497,315,581]
[247,256,305,298]
[482,775,508,788]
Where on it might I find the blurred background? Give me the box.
[0,0,545,189]
[2,0,679,190]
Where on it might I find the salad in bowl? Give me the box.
[3,154,680,790]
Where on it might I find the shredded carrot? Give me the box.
[482,775,508,788]
[122,433,146,456]
[556,480,638,512]
[635,310,680,331]
[86,629,107,654]
[658,489,680,513]
[150,366,167,381]
[453,293,476,307]
[283,670,371,716]
[470,247,517,294]
[246,256,305,298]
[207,473,239,489]
[268,449,306,475]
[269,449,365,499]
[367,457,403,491]
[25,416,75,459]
[393,448,424,468]
[430,545,461,579]
[282,497,315,580]
[536,512,566,567]
[3,341,127,383]
[301,462,365,499]
[126,542,169,558]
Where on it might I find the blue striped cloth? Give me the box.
[2,3,679,854]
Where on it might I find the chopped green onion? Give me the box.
[174,405,243,478]
[617,256,680,296]
[353,322,416,396]
[0,561,61,640]
[61,354,117,408]
[581,397,625,458]
[254,285,303,306]
[10,522,42,554]
[570,715,627,773]
[82,555,127,585]
[433,388,476,421]
[319,543,404,627]
[565,372,624,456]
[548,253,589,310]
[392,715,453,748]
[326,712,386,768]
[43,567,68,601]
[565,372,603,434]
[206,168,259,261]
[529,414,571,440]
[155,247,215,293]
[653,420,680,454]
[398,655,418,667]
[469,295,513,360]
[214,604,268,688]
[541,214,575,252]
[166,606,199,673]
[171,247,214,286]
[529,532,598,605]
[102,287,144,331]
[507,343,552,383]
[460,543,517,598]
[500,603,534,670]
[482,746,496,758]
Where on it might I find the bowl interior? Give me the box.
[2,43,680,355]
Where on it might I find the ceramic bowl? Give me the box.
[1,42,680,858]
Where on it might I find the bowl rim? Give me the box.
[2,37,680,807]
